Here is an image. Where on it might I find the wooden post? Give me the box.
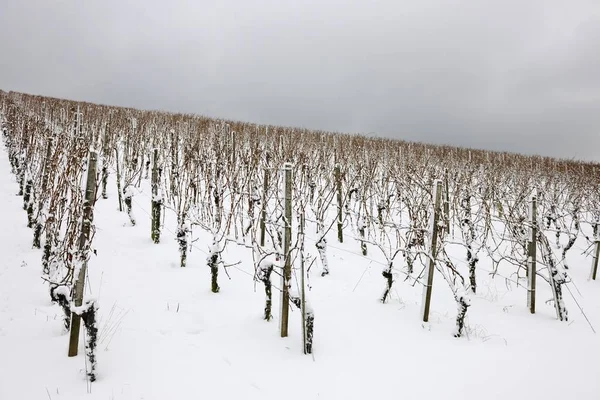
[591,218,599,280]
[231,130,236,166]
[101,146,109,200]
[300,212,308,353]
[115,147,123,212]
[335,164,343,243]
[260,167,269,247]
[42,136,54,191]
[528,196,537,313]
[592,242,600,280]
[280,163,292,337]
[279,135,284,160]
[443,168,450,237]
[422,180,442,322]
[231,131,237,199]
[170,130,178,197]
[137,152,144,187]
[68,151,98,357]
[101,119,111,199]
[151,149,161,244]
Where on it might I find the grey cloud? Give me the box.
[1,0,599,161]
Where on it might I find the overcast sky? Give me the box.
[1,0,599,161]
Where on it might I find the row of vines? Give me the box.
[1,90,599,382]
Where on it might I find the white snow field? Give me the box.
[1,142,600,400]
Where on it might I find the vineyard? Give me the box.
[1,90,600,399]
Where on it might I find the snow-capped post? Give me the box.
[527,195,537,313]
[68,150,98,357]
[170,129,178,197]
[101,121,110,199]
[260,166,269,247]
[229,130,238,203]
[300,212,307,348]
[280,162,293,338]
[137,153,144,187]
[230,129,236,168]
[279,135,284,159]
[443,168,450,237]
[335,164,343,243]
[115,146,123,212]
[151,148,161,244]
[422,180,442,323]
[300,212,313,354]
[591,218,600,280]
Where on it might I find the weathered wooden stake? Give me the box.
[422,180,442,322]
[137,152,144,187]
[443,168,450,237]
[591,219,600,280]
[300,212,308,353]
[260,167,269,247]
[280,163,293,337]
[151,149,161,244]
[231,130,236,167]
[100,121,110,199]
[527,196,537,313]
[230,131,237,200]
[334,164,343,243]
[115,147,123,212]
[170,130,179,197]
[68,151,98,357]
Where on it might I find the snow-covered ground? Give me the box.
[1,143,600,400]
